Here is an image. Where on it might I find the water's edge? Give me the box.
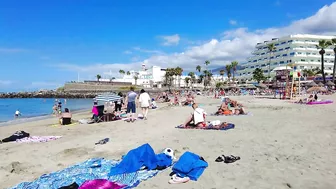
[0,108,90,127]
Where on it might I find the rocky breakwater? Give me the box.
[0,91,97,99]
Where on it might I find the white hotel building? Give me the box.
[236,34,335,80]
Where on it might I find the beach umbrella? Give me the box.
[307,86,327,93]
[95,93,122,102]
[317,82,325,87]
[308,81,318,87]
[326,81,335,86]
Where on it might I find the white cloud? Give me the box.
[123,50,132,54]
[133,47,164,54]
[55,2,336,76]
[159,34,180,46]
[229,20,237,25]
[0,80,13,85]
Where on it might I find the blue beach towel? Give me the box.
[172,152,208,181]
[108,143,172,176]
[10,158,159,189]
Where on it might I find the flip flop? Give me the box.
[215,156,224,162]
[223,154,240,163]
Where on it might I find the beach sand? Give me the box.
[1,95,336,189]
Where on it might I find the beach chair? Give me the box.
[61,118,72,125]
[95,105,105,123]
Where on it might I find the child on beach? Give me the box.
[14,109,21,118]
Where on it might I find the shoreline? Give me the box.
[0,108,90,127]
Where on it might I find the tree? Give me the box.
[133,72,139,85]
[331,38,336,84]
[119,70,125,78]
[205,60,210,70]
[164,68,175,91]
[267,43,276,79]
[126,71,131,75]
[231,61,239,82]
[302,69,315,77]
[184,77,190,88]
[215,82,223,89]
[175,67,183,88]
[316,40,332,84]
[96,74,101,82]
[252,68,266,83]
[225,64,232,83]
[219,69,225,81]
[196,65,201,73]
[188,72,196,88]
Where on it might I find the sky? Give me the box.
[0,0,336,91]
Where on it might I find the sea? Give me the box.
[0,98,94,126]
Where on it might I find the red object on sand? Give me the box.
[79,179,125,189]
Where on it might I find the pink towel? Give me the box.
[79,179,125,189]
[15,136,62,143]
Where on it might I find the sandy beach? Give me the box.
[1,95,336,189]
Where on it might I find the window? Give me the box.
[275,43,279,46]
[261,64,266,67]
[311,59,314,62]
[306,52,311,55]
[276,55,280,58]
[326,54,331,56]
[273,62,278,65]
[301,59,306,62]
[270,56,274,59]
[300,66,305,69]
[318,60,320,62]
[312,53,317,55]
[298,52,302,54]
[258,59,262,61]
[264,70,268,73]
[290,52,295,56]
[288,40,293,43]
[285,47,290,50]
[279,48,283,51]
[280,61,285,64]
[248,72,251,74]
[261,53,265,55]
[281,42,286,44]
[253,60,257,62]
[250,66,255,69]
[299,46,304,48]
[283,54,287,57]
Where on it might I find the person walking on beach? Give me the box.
[14,109,21,118]
[138,89,151,120]
[126,86,137,122]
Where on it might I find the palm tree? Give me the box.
[316,40,332,84]
[175,67,183,88]
[205,60,210,70]
[184,77,190,88]
[331,38,336,84]
[267,43,276,79]
[188,72,195,88]
[225,64,232,83]
[231,61,239,82]
[96,74,101,82]
[126,71,130,75]
[119,70,125,78]
[196,65,201,73]
[219,69,225,81]
[133,72,139,85]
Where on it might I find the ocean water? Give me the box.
[0,98,93,124]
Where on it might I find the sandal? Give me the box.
[223,154,240,163]
[215,156,224,162]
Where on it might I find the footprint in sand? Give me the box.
[58,147,93,157]
[1,161,28,174]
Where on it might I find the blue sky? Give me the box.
[0,0,335,91]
